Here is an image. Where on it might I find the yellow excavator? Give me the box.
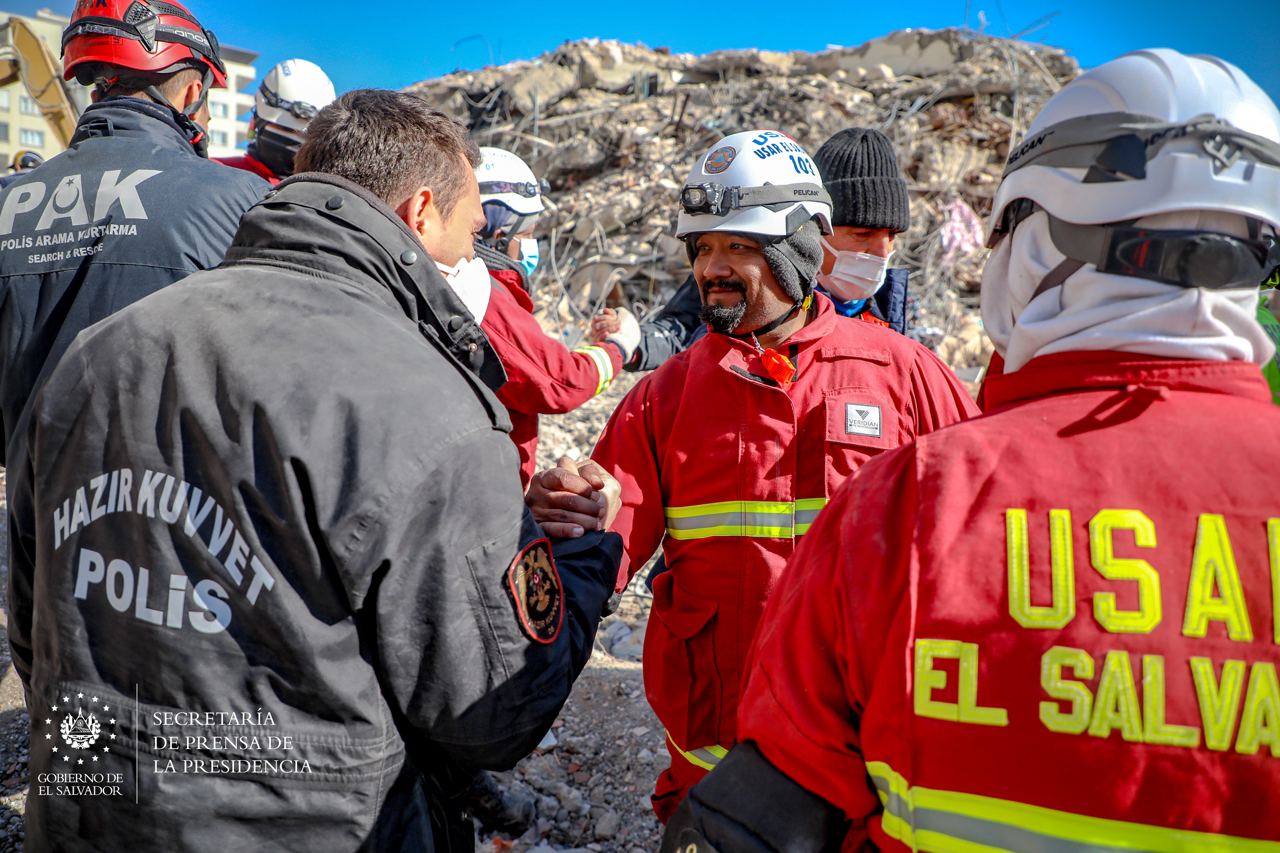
[0,15,83,149]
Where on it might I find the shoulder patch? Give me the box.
[506,538,564,644]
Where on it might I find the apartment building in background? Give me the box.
[207,46,258,158]
[1,6,255,166]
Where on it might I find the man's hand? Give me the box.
[526,456,622,539]
[590,308,622,343]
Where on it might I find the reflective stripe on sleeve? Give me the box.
[866,761,1280,852]
[664,499,829,541]
[667,731,729,772]
[573,344,615,396]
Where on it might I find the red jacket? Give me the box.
[483,268,624,487]
[217,153,279,185]
[592,295,977,754]
[739,351,1280,850]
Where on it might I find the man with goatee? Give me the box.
[527,128,977,821]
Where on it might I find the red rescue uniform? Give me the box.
[592,294,977,820]
[483,268,623,488]
[216,153,279,185]
[739,351,1280,850]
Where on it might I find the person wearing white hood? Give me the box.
[660,48,1280,853]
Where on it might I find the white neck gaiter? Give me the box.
[981,209,1273,373]
[436,255,492,322]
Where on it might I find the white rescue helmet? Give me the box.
[675,129,833,240]
[988,49,1280,243]
[255,59,337,135]
[476,147,546,216]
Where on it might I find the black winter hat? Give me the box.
[813,127,910,233]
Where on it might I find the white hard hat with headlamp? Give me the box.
[676,129,833,240]
[477,147,547,216]
[255,59,336,136]
[988,49,1280,294]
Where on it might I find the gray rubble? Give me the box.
[410,28,1080,379]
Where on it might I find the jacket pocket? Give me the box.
[822,389,901,497]
[645,571,722,748]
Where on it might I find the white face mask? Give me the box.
[436,255,492,322]
[818,237,893,302]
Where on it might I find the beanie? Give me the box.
[813,127,910,232]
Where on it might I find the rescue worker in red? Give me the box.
[528,129,978,821]
[472,146,640,488]
[218,59,336,183]
[662,49,1280,852]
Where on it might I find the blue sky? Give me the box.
[13,0,1279,99]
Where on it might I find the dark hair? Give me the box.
[296,89,481,216]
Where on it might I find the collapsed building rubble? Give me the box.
[411,28,1080,382]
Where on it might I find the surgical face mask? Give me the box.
[818,237,893,302]
[436,255,492,322]
[517,237,540,279]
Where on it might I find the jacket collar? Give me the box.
[224,173,507,390]
[70,97,197,153]
[982,350,1273,412]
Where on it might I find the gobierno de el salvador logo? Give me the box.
[44,691,117,765]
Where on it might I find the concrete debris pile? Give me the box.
[410,28,1080,378]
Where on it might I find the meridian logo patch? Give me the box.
[845,402,882,438]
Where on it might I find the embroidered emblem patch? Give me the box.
[845,402,882,438]
[704,146,737,174]
[506,538,564,644]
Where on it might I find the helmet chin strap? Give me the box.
[140,66,214,158]
[728,293,811,341]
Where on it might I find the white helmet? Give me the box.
[476,147,546,216]
[675,130,833,240]
[255,59,337,135]
[988,49,1280,244]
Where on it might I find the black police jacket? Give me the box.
[0,97,269,463]
[7,174,620,852]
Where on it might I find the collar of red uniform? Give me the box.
[489,267,533,312]
[981,350,1273,412]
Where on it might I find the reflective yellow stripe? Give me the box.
[667,731,729,772]
[665,500,795,519]
[573,344,615,396]
[665,498,829,540]
[866,761,1280,852]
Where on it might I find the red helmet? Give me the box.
[61,0,227,88]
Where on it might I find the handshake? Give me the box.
[526,456,622,539]
[589,306,641,364]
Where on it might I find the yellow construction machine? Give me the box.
[0,15,83,149]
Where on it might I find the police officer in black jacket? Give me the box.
[0,0,268,462]
[7,89,621,852]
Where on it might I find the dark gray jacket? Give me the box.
[0,97,269,463]
[7,174,619,852]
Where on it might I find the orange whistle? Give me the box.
[760,348,796,385]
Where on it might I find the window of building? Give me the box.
[210,129,229,148]
[209,100,230,119]
[0,90,10,110]
[19,128,44,147]
[0,122,8,143]
[19,95,40,116]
